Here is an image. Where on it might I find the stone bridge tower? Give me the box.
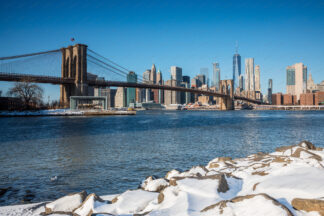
[60,44,88,106]
[219,79,234,110]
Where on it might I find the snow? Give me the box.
[73,194,106,216]
[45,192,85,213]
[2,141,324,216]
[0,109,83,116]
[202,194,290,216]
[95,190,158,215]
[141,176,169,192]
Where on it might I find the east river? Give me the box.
[0,110,324,205]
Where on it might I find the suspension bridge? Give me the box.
[0,44,264,110]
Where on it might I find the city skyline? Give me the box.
[1,0,324,100]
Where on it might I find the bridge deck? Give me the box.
[0,73,264,104]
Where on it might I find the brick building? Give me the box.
[271,93,282,105]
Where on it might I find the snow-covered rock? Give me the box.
[73,193,107,216]
[201,193,293,216]
[44,191,87,215]
[140,176,169,192]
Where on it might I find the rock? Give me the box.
[251,171,269,176]
[22,190,35,202]
[44,191,87,215]
[201,193,293,216]
[169,174,229,193]
[292,198,324,215]
[157,191,164,204]
[298,140,316,150]
[165,169,181,180]
[140,176,169,192]
[291,148,322,161]
[208,157,235,169]
[0,187,11,197]
[73,193,107,216]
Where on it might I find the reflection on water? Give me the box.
[0,110,323,205]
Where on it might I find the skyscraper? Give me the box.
[200,68,209,87]
[286,63,307,100]
[156,69,162,84]
[245,58,255,91]
[126,71,137,107]
[143,70,150,83]
[268,79,273,104]
[170,66,182,104]
[150,64,156,84]
[171,66,182,85]
[239,74,244,90]
[233,53,241,88]
[212,62,221,90]
[143,69,151,102]
[255,65,261,91]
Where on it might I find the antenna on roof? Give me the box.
[235,41,239,54]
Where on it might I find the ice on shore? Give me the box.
[1,140,324,216]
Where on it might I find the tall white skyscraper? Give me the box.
[245,58,255,91]
[255,65,260,91]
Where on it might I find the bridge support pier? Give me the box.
[219,80,234,110]
[60,44,88,107]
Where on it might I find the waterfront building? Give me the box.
[245,58,254,91]
[150,64,156,84]
[182,76,191,104]
[271,93,282,105]
[268,79,273,104]
[164,79,180,105]
[255,65,261,92]
[115,87,126,108]
[171,66,182,85]
[286,63,307,100]
[233,53,241,89]
[164,80,172,105]
[212,62,221,90]
[94,87,116,108]
[126,71,137,107]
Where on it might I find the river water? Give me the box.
[0,110,323,205]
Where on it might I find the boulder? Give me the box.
[292,198,324,215]
[44,191,87,215]
[73,193,107,216]
[298,140,316,150]
[169,174,229,193]
[201,193,293,216]
[140,176,169,192]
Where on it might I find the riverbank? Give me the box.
[0,109,136,117]
[1,140,323,215]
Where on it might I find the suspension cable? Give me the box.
[0,49,61,61]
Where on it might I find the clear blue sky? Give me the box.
[1,0,324,100]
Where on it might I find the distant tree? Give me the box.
[0,90,2,97]
[8,81,44,109]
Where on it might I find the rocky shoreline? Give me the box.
[1,141,324,215]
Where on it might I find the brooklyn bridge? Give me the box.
[0,44,265,110]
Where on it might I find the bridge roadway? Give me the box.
[0,72,264,104]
